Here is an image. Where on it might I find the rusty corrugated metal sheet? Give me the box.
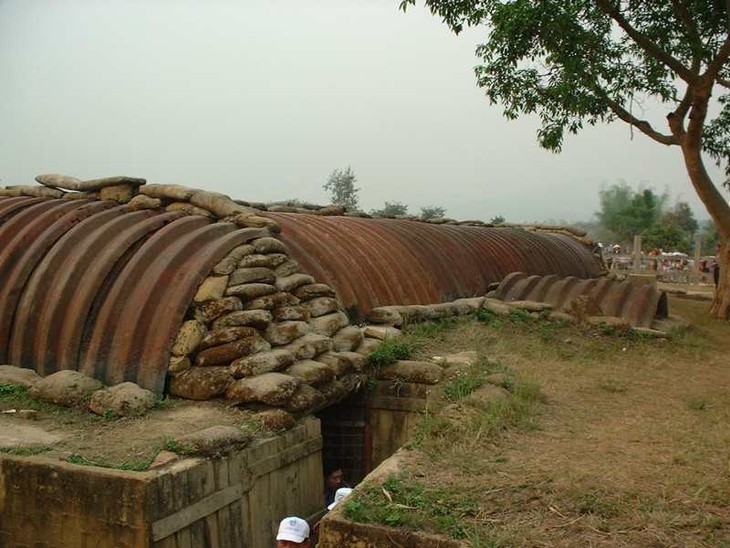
[264,213,604,320]
[0,196,268,394]
[492,272,667,327]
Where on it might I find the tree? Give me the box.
[323,167,359,209]
[663,202,699,237]
[596,183,668,243]
[489,214,505,225]
[371,201,409,216]
[400,1,730,317]
[643,223,689,253]
[420,205,447,219]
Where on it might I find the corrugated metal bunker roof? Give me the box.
[265,213,604,320]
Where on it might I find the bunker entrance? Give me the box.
[316,392,370,486]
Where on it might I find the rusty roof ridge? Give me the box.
[1,175,591,242]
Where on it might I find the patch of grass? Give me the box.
[366,339,413,368]
[0,445,52,456]
[508,308,533,323]
[0,382,99,423]
[344,475,479,540]
[686,397,713,411]
[404,318,458,339]
[163,438,198,456]
[442,373,484,402]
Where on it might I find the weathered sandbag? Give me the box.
[355,337,382,356]
[168,356,192,376]
[263,321,311,346]
[462,384,511,408]
[310,311,350,337]
[198,327,259,350]
[282,333,334,360]
[0,365,41,387]
[285,384,326,414]
[35,173,82,190]
[225,282,277,300]
[507,300,553,312]
[230,349,295,378]
[376,360,443,385]
[274,259,300,277]
[316,351,366,375]
[29,370,103,407]
[190,190,255,218]
[363,325,401,340]
[171,320,208,357]
[5,185,65,198]
[255,408,297,431]
[128,194,161,210]
[229,267,276,286]
[225,373,300,406]
[138,183,197,201]
[482,298,511,316]
[212,310,273,331]
[285,360,336,386]
[272,306,311,322]
[194,276,229,303]
[252,237,288,254]
[302,297,340,318]
[169,366,233,400]
[195,335,271,366]
[243,292,300,311]
[331,326,364,352]
[294,283,336,301]
[239,253,289,269]
[367,306,404,327]
[195,297,243,323]
[318,375,362,406]
[227,244,255,262]
[88,382,157,417]
[165,202,213,216]
[171,426,251,456]
[275,273,315,293]
[212,255,240,276]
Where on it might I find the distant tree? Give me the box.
[420,205,446,220]
[399,1,730,318]
[596,183,667,243]
[323,167,359,209]
[489,215,505,225]
[642,223,689,253]
[662,202,699,236]
[700,219,720,253]
[371,201,409,216]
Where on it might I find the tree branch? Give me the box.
[671,0,701,47]
[717,76,730,89]
[594,0,696,83]
[705,35,730,82]
[602,95,678,145]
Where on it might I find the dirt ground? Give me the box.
[404,294,730,547]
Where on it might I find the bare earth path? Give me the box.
[410,297,730,547]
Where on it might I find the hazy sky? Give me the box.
[1,1,726,223]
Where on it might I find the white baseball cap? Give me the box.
[327,487,353,510]
[276,516,310,542]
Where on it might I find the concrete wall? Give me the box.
[0,418,323,548]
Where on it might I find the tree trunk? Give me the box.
[709,240,730,319]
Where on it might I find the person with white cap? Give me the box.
[275,516,311,548]
[327,487,353,511]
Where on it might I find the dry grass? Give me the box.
[394,297,730,547]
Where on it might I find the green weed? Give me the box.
[66,450,160,471]
[366,339,413,368]
[344,475,479,540]
[0,445,52,456]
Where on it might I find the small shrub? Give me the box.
[442,374,484,401]
[686,397,713,411]
[366,339,412,368]
[508,308,532,323]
